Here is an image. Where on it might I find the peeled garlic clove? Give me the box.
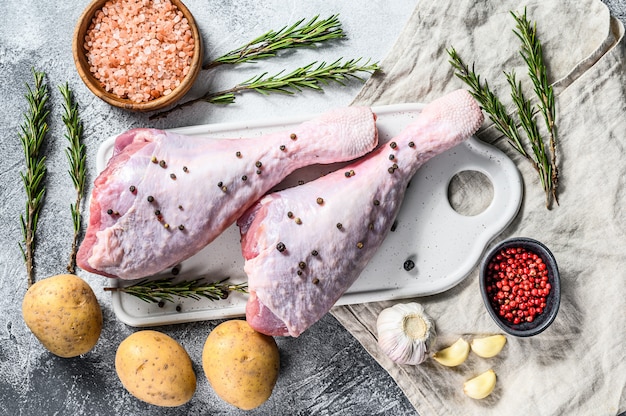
[470,334,507,358]
[432,337,470,366]
[463,369,496,399]
[376,303,436,365]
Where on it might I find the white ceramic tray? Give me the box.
[97,103,523,327]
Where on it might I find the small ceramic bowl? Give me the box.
[479,237,560,337]
[72,0,202,112]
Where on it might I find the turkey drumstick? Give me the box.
[78,107,378,279]
[238,90,484,337]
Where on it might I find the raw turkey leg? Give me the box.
[77,107,378,279]
[238,90,484,337]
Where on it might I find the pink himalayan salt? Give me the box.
[84,0,195,104]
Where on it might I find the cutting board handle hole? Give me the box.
[447,170,494,216]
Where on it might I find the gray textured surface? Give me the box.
[1,1,625,415]
[0,1,418,415]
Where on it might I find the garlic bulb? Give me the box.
[376,302,436,365]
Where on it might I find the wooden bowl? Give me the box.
[72,0,202,112]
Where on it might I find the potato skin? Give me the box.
[202,320,280,410]
[21,274,102,358]
[115,330,196,407]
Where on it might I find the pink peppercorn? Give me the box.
[485,246,552,325]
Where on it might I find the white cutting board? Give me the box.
[96,103,523,327]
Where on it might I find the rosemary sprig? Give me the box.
[447,48,528,158]
[204,15,345,70]
[511,9,558,205]
[447,9,559,209]
[211,58,379,102]
[104,277,248,304]
[506,71,551,199]
[19,68,50,287]
[59,83,86,274]
[151,58,379,119]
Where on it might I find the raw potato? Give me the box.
[115,330,196,407]
[203,320,280,410]
[22,274,102,358]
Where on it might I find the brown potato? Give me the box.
[202,320,280,410]
[115,330,196,407]
[22,274,102,358]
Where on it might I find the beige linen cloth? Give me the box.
[331,1,626,415]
